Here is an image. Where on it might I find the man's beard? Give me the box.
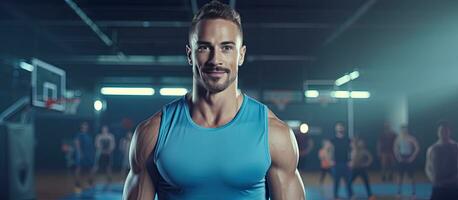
[200,72,236,93]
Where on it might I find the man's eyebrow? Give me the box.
[196,41,211,45]
[195,41,236,45]
[221,41,236,45]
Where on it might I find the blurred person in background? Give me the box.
[318,139,333,186]
[94,125,116,189]
[350,138,376,200]
[377,122,397,182]
[330,121,353,200]
[120,130,133,176]
[394,125,420,199]
[73,121,95,193]
[425,121,458,200]
[296,128,314,171]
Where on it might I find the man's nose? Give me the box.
[208,48,224,66]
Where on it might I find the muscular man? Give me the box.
[123,1,305,199]
[425,121,458,200]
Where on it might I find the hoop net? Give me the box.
[45,98,81,114]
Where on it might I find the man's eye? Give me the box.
[222,45,233,51]
[197,46,209,51]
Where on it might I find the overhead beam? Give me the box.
[43,54,316,66]
[64,0,114,47]
[323,0,377,46]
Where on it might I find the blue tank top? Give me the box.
[150,94,271,200]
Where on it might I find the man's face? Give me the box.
[187,19,246,93]
[81,123,88,133]
[438,125,451,139]
[102,126,109,134]
[335,123,345,134]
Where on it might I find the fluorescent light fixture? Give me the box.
[286,120,301,128]
[332,91,350,98]
[300,123,309,134]
[20,62,34,72]
[331,90,370,99]
[350,91,370,98]
[94,100,103,111]
[349,71,359,80]
[101,87,154,96]
[159,88,188,96]
[335,70,360,86]
[305,90,319,98]
[335,75,351,86]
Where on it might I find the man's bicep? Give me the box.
[123,112,162,199]
[267,118,304,199]
[123,170,155,200]
[267,165,304,200]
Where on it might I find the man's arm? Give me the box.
[363,150,373,167]
[393,137,401,161]
[109,134,116,153]
[409,136,420,162]
[425,146,434,182]
[122,111,161,200]
[95,135,101,150]
[74,138,82,159]
[267,110,305,200]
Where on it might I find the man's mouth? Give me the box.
[203,67,229,78]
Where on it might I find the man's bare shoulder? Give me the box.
[131,111,162,172]
[267,109,290,137]
[266,109,297,156]
[136,111,162,139]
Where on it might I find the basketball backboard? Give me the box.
[31,58,66,111]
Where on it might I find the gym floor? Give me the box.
[36,170,431,200]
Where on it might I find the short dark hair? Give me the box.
[189,0,243,43]
[335,121,346,127]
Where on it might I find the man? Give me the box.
[73,121,95,193]
[393,125,420,198]
[377,122,397,182]
[122,1,305,199]
[425,121,458,200]
[94,125,116,187]
[329,121,353,200]
[295,129,314,171]
[350,138,376,200]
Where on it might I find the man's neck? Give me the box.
[336,132,345,138]
[188,84,242,128]
[439,138,451,144]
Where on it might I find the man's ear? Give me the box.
[186,45,192,66]
[238,45,246,66]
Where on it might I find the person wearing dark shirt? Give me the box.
[295,129,314,171]
[330,121,353,199]
[426,121,458,200]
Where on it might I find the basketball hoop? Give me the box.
[44,98,81,114]
[44,99,57,109]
